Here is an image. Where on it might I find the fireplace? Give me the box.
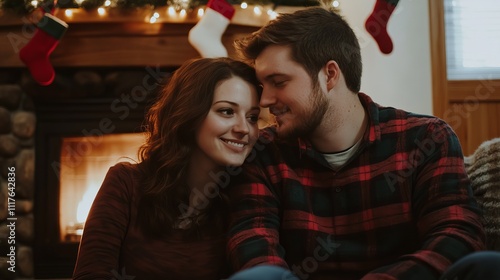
[31,67,171,278]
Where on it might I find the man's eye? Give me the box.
[248,114,259,124]
[218,108,234,116]
[273,81,286,87]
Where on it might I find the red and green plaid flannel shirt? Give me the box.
[227,93,485,280]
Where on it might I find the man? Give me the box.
[226,6,500,280]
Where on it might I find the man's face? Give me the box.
[255,45,328,138]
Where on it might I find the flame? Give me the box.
[76,184,100,223]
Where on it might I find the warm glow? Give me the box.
[268,10,278,20]
[149,11,160,23]
[253,6,262,16]
[168,6,176,16]
[179,9,187,18]
[76,184,99,223]
[59,133,146,242]
[197,8,204,17]
[97,7,106,16]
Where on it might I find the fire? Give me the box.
[59,133,146,242]
[76,184,100,224]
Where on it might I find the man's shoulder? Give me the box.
[377,105,449,128]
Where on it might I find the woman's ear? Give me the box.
[325,60,340,91]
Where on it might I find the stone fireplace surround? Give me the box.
[0,9,262,279]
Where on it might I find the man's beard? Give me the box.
[276,84,328,140]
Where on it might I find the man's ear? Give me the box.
[325,60,340,91]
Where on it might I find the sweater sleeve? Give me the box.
[73,163,134,280]
[226,160,288,271]
[361,120,486,280]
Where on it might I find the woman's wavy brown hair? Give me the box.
[137,57,260,237]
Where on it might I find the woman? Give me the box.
[73,57,261,280]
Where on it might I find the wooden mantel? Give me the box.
[0,5,301,68]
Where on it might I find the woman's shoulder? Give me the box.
[109,161,141,174]
[102,161,143,194]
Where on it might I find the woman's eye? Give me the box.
[218,108,234,116]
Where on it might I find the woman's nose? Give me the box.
[233,116,250,134]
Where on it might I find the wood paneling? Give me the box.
[428,0,500,156]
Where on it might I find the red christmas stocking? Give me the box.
[365,0,399,54]
[188,0,235,58]
[19,13,68,86]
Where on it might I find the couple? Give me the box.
[73,7,500,280]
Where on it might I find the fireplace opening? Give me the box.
[59,133,145,243]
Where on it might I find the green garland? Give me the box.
[0,0,321,15]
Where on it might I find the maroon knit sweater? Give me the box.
[73,162,229,280]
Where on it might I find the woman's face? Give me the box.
[193,76,260,168]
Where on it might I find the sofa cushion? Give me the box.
[464,138,500,251]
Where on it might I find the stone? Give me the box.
[0,256,17,279]
[0,107,11,134]
[105,70,152,97]
[0,69,22,84]
[17,246,34,277]
[0,181,7,221]
[12,111,36,139]
[18,138,34,149]
[0,158,16,179]
[16,214,34,243]
[16,200,34,214]
[0,135,20,157]
[0,85,22,110]
[20,71,83,99]
[74,70,105,96]
[14,149,34,199]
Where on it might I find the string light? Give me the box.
[332,1,340,8]
[197,8,204,17]
[37,1,284,25]
[149,11,160,23]
[179,9,187,18]
[267,9,278,20]
[167,6,176,16]
[97,7,106,16]
[253,6,262,16]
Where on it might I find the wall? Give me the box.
[340,0,433,115]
